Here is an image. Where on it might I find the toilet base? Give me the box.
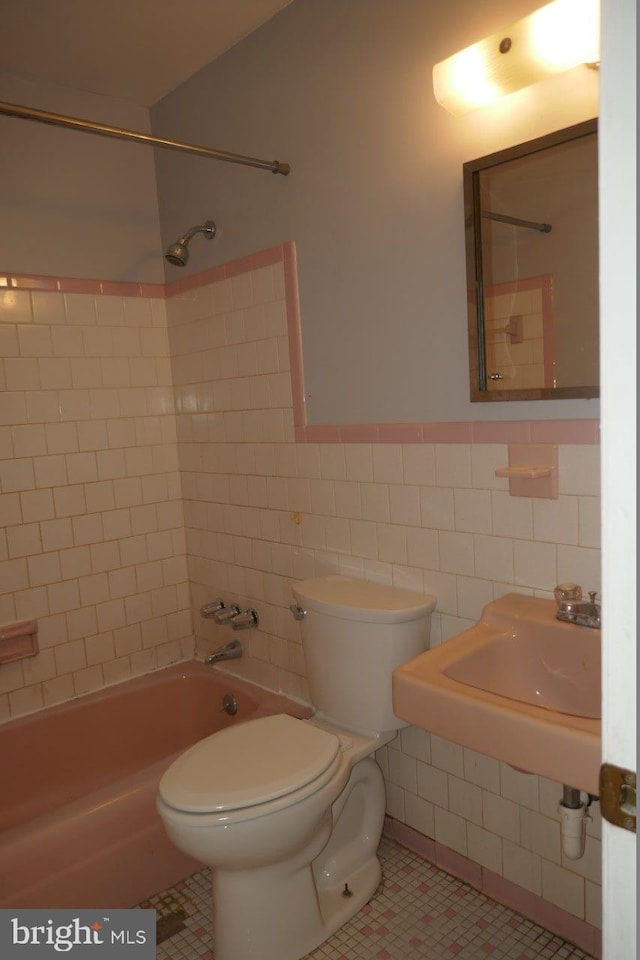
[211,757,386,960]
[211,852,381,960]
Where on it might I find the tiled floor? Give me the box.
[141,838,594,960]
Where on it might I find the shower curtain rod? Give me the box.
[0,100,291,176]
[482,211,551,233]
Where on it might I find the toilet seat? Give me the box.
[159,714,341,814]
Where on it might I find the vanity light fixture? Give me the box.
[433,0,600,116]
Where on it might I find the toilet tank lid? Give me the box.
[292,575,436,623]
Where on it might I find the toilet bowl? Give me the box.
[157,576,436,960]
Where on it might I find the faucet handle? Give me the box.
[214,604,241,624]
[588,591,598,604]
[200,598,225,618]
[231,609,259,630]
[554,583,582,604]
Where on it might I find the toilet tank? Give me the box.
[291,576,436,736]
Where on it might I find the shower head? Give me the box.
[165,219,216,267]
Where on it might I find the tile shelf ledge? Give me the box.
[495,465,552,479]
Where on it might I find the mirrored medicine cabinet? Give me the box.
[464,119,599,402]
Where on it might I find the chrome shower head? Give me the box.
[165,219,216,267]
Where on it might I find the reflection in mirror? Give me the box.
[464,120,598,402]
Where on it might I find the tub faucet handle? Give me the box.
[200,598,225,619]
[231,609,259,630]
[213,604,241,624]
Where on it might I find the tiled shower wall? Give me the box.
[0,286,192,718]
[0,252,601,935]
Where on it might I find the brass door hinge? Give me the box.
[599,764,636,832]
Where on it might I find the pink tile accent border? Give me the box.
[2,273,167,298]
[472,421,533,443]
[4,250,599,445]
[423,422,474,443]
[383,819,601,957]
[282,242,307,430]
[483,870,602,958]
[377,423,424,443]
[384,817,437,864]
[530,419,600,443]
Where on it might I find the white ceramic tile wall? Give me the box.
[166,264,602,929]
[0,289,192,719]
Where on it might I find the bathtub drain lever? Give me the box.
[220,693,238,716]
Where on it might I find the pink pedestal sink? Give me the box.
[392,594,601,795]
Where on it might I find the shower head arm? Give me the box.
[178,220,216,244]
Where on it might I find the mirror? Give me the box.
[464,119,598,402]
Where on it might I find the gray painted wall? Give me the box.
[0,76,163,283]
[151,0,599,424]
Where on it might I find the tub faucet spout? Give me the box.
[205,638,243,665]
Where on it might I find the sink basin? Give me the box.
[392,593,601,795]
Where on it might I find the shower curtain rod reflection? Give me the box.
[0,100,291,176]
[482,211,552,233]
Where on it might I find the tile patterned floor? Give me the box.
[140,838,594,960]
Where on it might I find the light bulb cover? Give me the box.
[433,0,600,116]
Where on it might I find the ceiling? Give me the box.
[0,0,293,107]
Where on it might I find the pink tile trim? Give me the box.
[421,422,474,443]
[58,277,105,294]
[530,419,601,444]
[384,820,601,957]
[339,424,381,443]
[471,422,533,443]
[304,425,342,442]
[139,283,166,299]
[377,423,424,443]
[250,244,286,269]
[283,242,307,430]
[8,274,59,291]
[2,253,600,447]
[3,272,167,298]
[383,818,437,863]
[224,254,255,279]
[434,843,483,890]
[99,280,148,298]
[482,870,601,957]
[166,264,226,296]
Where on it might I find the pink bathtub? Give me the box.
[0,661,309,909]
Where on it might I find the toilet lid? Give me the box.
[158,714,341,813]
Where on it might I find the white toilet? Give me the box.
[157,575,436,960]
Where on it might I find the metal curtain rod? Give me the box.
[0,100,291,176]
[482,211,551,233]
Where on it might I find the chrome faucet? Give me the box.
[200,599,225,619]
[205,638,243,665]
[200,599,242,624]
[231,609,259,631]
[555,585,601,629]
[214,604,242,624]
